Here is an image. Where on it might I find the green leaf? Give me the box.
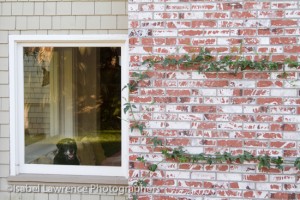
[161,149,169,156]
[148,164,158,172]
[151,137,163,147]
[138,124,145,134]
[271,156,283,170]
[238,155,245,164]
[123,103,131,114]
[257,155,271,170]
[294,158,300,170]
[206,156,213,165]
[137,156,146,163]
[243,151,254,161]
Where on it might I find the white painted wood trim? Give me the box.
[9,35,129,178]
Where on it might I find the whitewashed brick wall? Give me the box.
[0,0,128,200]
[128,0,300,199]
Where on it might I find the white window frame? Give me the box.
[9,35,129,177]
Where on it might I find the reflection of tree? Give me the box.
[24,47,53,87]
[24,103,30,135]
[100,53,121,130]
[75,47,102,133]
[24,47,53,64]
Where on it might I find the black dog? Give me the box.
[53,138,80,165]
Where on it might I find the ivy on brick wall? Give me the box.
[125,49,300,199]
[142,48,299,76]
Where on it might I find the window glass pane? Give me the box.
[24,47,122,166]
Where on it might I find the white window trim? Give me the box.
[9,35,129,178]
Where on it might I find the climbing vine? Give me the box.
[142,48,299,76]
[125,48,300,199]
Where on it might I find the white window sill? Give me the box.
[7,174,128,185]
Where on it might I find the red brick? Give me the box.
[204,80,228,87]
[203,181,214,188]
[153,179,176,186]
[217,165,229,172]
[203,114,229,121]
[178,180,202,187]
[166,138,190,146]
[244,72,270,79]
[178,38,190,45]
[258,28,284,35]
[129,37,139,45]
[129,21,139,28]
[166,38,177,45]
[270,193,296,200]
[271,2,298,9]
[244,174,267,181]
[220,20,244,28]
[283,150,298,157]
[166,89,191,96]
[232,97,255,104]
[270,141,296,148]
[203,131,229,138]
[270,37,297,44]
[192,106,216,113]
[195,122,217,129]
[166,21,191,29]
[140,89,165,96]
[203,29,232,36]
[217,190,243,197]
[191,38,216,45]
[219,3,243,10]
[204,12,229,19]
[257,98,282,105]
[218,72,243,79]
[231,11,257,18]
[191,3,216,11]
[284,45,300,53]
[191,20,217,28]
[243,89,269,96]
[256,115,282,122]
[256,132,282,139]
[271,19,298,26]
[217,140,243,148]
[205,47,229,53]
[166,4,190,11]
[130,96,153,103]
[233,131,256,138]
[257,80,283,88]
[270,124,296,131]
[244,140,268,147]
[178,30,204,36]
[244,2,270,9]
[258,11,284,18]
[153,196,177,200]
[236,29,257,36]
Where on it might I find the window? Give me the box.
[9,35,128,177]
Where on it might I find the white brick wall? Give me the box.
[0,0,128,199]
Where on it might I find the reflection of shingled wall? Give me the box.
[24,56,50,135]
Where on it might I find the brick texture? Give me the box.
[128,0,300,199]
[0,0,127,200]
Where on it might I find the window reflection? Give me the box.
[24,47,122,166]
